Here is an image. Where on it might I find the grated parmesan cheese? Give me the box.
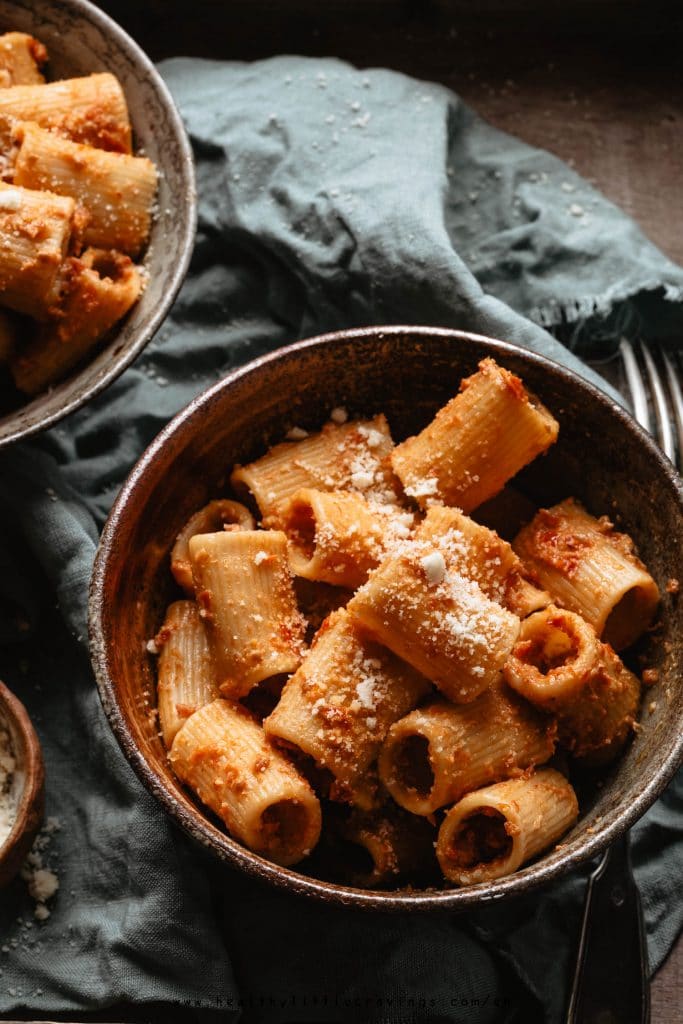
[420,550,446,584]
[357,425,385,449]
[349,448,381,493]
[355,678,377,710]
[253,550,269,566]
[28,867,59,903]
[405,476,439,499]
[286,426,309,440]
[0,188,22,211]
[20,816,61,921]
[350,469,375,490]
[0,713,17,848]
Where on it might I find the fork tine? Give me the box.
[619,337,651,434]
[639,342,675,462]
[661,348,683,469]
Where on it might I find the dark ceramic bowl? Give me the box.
[0,0,196,448]
[89,326,683,910]
[0,680,44,889]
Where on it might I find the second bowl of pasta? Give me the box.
[0,0,196,447]
[89,325,683,909]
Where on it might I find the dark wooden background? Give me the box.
[13,2,683,1021]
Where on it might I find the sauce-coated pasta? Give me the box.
[151,360,657,886]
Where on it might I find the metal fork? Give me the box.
[619,337,683,463]
[567,336,683,1024]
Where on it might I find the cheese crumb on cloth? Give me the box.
[0,51,682,1023]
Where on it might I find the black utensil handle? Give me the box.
[566,831,650,1024]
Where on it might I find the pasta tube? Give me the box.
[347,538,520,703]
[391,358,559,512]
[188,530,305,699]
[11,248,142,394]
[0,182,75,318]
[330,806,437,888]
[503,605,641,763]
[274,487,414,589]
[0,33,47,87]
[417,505,549,618]
[170,699,321,866]
[0,73,132,153]
[231,414,400,518]
[171,500,255,594]
[378,687,555,815]
[513,498,659,650]
[12,122,157,255]
[264,608,431,808]
[155,600,218,748]
[436,768,579,885]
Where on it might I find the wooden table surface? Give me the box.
[22,1,683,1021]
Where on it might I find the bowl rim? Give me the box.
[89,324,683,910]
[0,679,45,887]
[0,0,197,449]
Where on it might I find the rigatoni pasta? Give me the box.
[171,499,255,594]
[378,686,555,815]
[231,414,400,518]
[436,768,579,885]
[188,529,305,699]
[0,73,131,152]
[391,358,559,512]
[0,181,76,318]
[155,600,217,748]
[264,608,430,808]
[150,358,658,889]
[416,505,549,619]
[12,121,157,255]
[0,33,47,88]
[513,498,659,650]
[10,248,142,394]
[273,487,414,590]
[503,605,641,763]
[170,699,321,866]
[346,537,520,704]
[0,30,158,399]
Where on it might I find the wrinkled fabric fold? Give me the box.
[0,54,681,1022]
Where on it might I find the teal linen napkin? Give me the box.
[0,55,682,1023]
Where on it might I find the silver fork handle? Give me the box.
[566,831,650,1023]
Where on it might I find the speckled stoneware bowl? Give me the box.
[0,680,44,889]
[89,326,683,910]
[0,0,196,448]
